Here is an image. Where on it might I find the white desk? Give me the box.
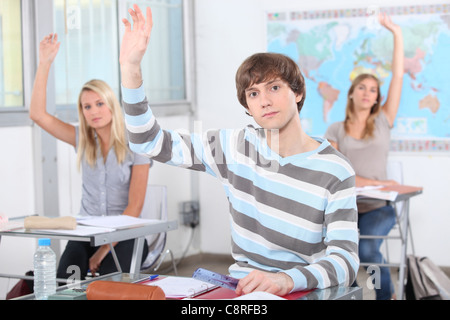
[0,218,178,282]
[358,184,423,299]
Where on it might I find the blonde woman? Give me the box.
[30,33,151,280]
[325,13,404,300]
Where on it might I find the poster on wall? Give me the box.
[266,4,450,153]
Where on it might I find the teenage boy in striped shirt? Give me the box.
[119,5,359,296]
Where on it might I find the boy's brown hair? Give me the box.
[235,53,306,113]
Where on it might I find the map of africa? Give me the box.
[266,4,450,139]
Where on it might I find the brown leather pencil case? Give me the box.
[86,281,165,300]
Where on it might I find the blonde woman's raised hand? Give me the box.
[39,33,60,66]
[31,33,76,147]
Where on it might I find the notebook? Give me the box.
[143,276,216,298]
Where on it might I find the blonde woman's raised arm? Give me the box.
[30,34,76,147]
[380,13,404,127]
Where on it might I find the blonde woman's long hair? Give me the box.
[76,79,129,170]
[344,73,382,139]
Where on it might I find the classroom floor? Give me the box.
[146,253,402,300]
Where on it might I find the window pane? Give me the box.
[53,0,120,106]
[0,0,24,108]
[127,0,186,103]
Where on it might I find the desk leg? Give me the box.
[398,199,410,300]
[130,237,145,276]
[109,243,122,273]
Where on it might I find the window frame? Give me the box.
[0,0,195,127]
[0,0,35,127]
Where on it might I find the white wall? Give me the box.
[1,0,449,299]
[387,154,450,265]
[0,127,37,298]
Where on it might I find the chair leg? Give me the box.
[109,243,122,273]
[153,249,178,276]
[384,239,390,263]
[408,219,416,256]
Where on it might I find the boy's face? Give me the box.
[245,78,302,131]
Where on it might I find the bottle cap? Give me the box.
[38,238,51,246]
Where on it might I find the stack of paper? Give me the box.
[233,291,287,300]
[356,186,398,201]
[77,215,159,229]
[24,216,160,236]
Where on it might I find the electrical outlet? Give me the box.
[180,201,199,227]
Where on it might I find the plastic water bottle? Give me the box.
[33,238,56,300]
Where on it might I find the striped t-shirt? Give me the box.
[122,84,359,292]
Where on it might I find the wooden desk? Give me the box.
[0,218,178,283]
[358,184,423,299]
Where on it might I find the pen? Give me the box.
[148,274,159,281]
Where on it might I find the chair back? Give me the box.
[140,185,168,270]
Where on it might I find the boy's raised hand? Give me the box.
[120,4,153,88]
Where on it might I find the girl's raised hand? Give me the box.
[39,33,60,65]
[379,12,402,34]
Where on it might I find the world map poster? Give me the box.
[266,4,450,152]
